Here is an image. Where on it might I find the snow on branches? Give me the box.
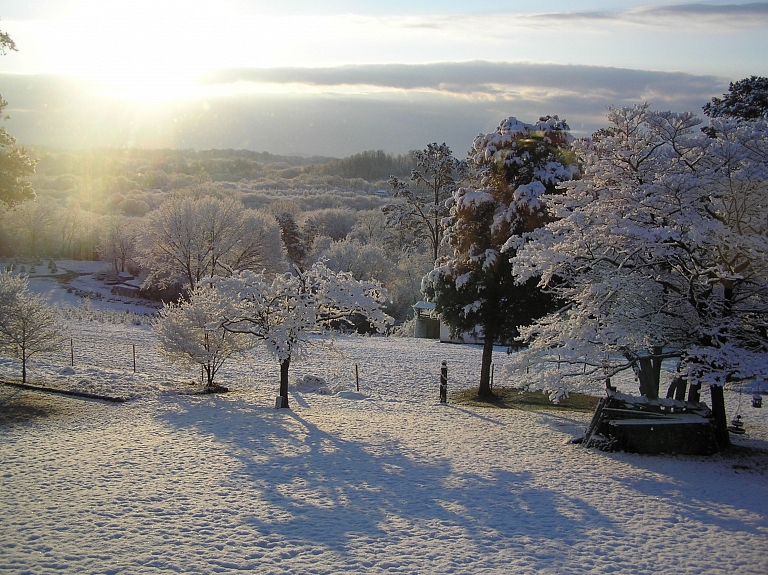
[424,116,577,397]
[0,271,64,383]
[508,105,768,401]
[385,143,462,262]
[216,262,392,407]
[154,284,252,389]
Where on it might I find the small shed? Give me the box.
[439,323,483,345]
[413,301,440,339]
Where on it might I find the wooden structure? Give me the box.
[581,389,719,455]
[413,301,440,338]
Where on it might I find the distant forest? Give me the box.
[0,146,431,321]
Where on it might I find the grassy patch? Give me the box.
[451,386,600,412]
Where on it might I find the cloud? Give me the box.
[202,61,725,101]
[0,62,731,157]
[636,1,768,19]
[530,2,768,28]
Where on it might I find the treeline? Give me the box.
[318,150,416,180]
[30,147,415,188]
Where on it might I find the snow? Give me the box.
[1,265,767,574]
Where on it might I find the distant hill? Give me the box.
[29,147,415,184]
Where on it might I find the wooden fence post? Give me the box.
[440,361,447,403]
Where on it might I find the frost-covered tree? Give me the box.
[138,196,286,290]
[509,105,768,446]
[98,215,139,274]
[320,238,394,283]
[704,76,768,121]
[385,143,462,262]
[303,208,358,242]
[0,272,63,382]
[423,117,578,397]
[154,284,252,389]
[348,208,388,245]
[217,262,391,408]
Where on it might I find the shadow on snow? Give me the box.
[158,393,618,570]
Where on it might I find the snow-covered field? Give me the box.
[1,263,767,574]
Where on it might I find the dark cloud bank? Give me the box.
[1,61,729,157]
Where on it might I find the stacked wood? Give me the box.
[581,389,719,455]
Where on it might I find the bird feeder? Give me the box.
[729,414,745,435]
[752,394,763,408]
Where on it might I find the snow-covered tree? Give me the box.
[348,208,388,246]
[154,284,252,389]
[0,271,63,382]
[423,117,578,397]
[385,143,462,263]
[138,195,286,290]
[217,262,392,408]
[509,105,768,446]
[303,208,358,242]
[320,238,395,283]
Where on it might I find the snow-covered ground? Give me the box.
[1,262,767,574]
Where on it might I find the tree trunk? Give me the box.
[478,337,494,398]
[636,357,659,398]
[279,357,291,408]
[710,384,731,449]
[666,376,687,401]
[651,346,663,392]
[687,382,701,402]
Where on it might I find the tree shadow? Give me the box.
[0,387,79,426]
[158,394,618,570]
[592,447,768,537]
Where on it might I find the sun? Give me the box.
[39,0,237,102]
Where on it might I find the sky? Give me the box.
[1,0,767,157]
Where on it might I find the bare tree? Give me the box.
[99,215,139,274]
[385,143,462,263]
[11,199,55,258]
[138,196,286,290]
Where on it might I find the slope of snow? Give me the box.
[1,267,767,574]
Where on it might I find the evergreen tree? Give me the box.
[276,211,308,270]
[0,26,36,207]
[424,117,578,397]
[704,76,768,121]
